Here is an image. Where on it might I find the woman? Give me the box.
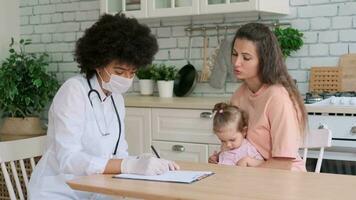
[28,13,179,199]
[230,23,307,171]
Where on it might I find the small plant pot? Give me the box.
[139,79,154,95]
[157,80,174,98]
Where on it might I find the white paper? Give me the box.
[113,170,214,184]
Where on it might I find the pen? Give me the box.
[151,145,160,158]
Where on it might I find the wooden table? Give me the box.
[67,162,356,200]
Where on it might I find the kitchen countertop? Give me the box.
[125,95,356,113]
[124,95,228,110]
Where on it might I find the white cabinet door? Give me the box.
[125,107,151,156]
[200,0,255,14]
[152,141,208,163]
[200,0,289,15]
[152,108,220,144]
[100,0,148,18]
[147,0,199,17]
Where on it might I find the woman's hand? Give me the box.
[208,151,219,164]
[236,156,264,167]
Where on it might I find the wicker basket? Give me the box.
[309,66,342,93]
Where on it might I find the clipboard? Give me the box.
[113,170,214,184]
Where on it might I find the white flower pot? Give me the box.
[139,79,154,95]
[157,80,174,98]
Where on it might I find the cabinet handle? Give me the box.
[172,145,185,152]
[318,123,328,130]
[350,126,356,135]
[200,112,212,119]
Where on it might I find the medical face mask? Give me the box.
[98,69,133,94]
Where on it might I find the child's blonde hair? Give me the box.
[212,102,248,135]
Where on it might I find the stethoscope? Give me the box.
[87,78,121,156]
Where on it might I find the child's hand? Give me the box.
[208,151,219,164]
[236,156,264,167]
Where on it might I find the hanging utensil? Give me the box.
[206,26,221,75]
[174,29,198,97]
[199,28,211,82]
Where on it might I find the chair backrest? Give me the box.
[300,129,332,173]
[0,136,46,200]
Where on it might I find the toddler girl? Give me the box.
[208,102,264,167]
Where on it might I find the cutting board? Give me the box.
[309,66,341,92]
[339,53,356,91]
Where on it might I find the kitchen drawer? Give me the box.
[308,115,356,148]
[152,108,219,144]
[152,141,208,163]
[308,115,356,139]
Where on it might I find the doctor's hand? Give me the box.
[121,155,180,176]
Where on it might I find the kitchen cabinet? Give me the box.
[151,108,218,144]
[125,107,220,163]
[100,0,289,19]
[200,0,289,15]
[124,107,151,155]
[152,108,219,163]
[152,141,208,163]
[100,0,148,18]
[147,0,199,18]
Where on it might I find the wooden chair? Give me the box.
[0,136,46,200]
[300,129,332,173]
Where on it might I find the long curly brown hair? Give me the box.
[232,23,307,134]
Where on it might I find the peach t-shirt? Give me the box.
[231,83,306,171]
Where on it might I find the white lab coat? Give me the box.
[28,75,129,200]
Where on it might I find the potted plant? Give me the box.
[152,63,179,98]
[273,27,304,57]
[0,38,59,138]
[136,64,156,95]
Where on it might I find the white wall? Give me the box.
[0,0,20,121]
[0,0,20,61]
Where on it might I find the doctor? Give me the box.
[28,13,179,199]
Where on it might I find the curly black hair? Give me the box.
[75,13,158,78]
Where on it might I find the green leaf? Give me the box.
[25,97,32,105]
[33,79,42,87]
